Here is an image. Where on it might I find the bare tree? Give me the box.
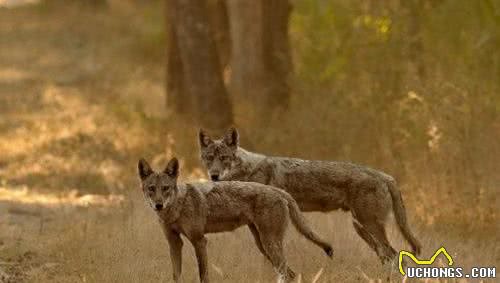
[207,0,231,70]
[165,21,188,115]
[227,0,292,120]
[165,0,233,131]
[405,0,426,82]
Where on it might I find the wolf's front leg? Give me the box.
[192,236,209,283]
[164,228,183,282]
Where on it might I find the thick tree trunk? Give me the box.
[165,0,233,131]
[227,0,291,121]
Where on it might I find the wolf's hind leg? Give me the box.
[255,202,295,282]
[354,219,397,264]
[352,219,378,254]
[366,221,397,264]
[248,224,271,261]
[257,224,295,283]
[260,237,295,283]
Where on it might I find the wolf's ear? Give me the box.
[199,129,213,148]
[138,158,154,180]
[223,127,239,148]
[164,157,179,178]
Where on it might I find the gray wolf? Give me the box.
[138,157,333,283]
[198,127,422,264]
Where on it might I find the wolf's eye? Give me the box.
[148,186,155,192]
[161,186,168,192]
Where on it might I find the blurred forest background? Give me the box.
[0,0,498,282]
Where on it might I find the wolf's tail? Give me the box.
[387,179,422,255]
[279,190,333,258]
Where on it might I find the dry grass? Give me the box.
[0,2,498,283]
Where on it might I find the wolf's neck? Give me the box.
[236,147,266,171]
[159,185,187,224]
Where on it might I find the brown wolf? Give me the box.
[138,157,332,283]
[198,127,422,264]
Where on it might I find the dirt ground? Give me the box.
[0,2,498,283]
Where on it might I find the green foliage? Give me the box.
[288,0,499,160]
[290,0,352,85]
[263,0,500,223]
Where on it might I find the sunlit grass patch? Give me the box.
[0,186,124,207]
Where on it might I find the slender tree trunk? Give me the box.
[207,0,231,72]
[262,0,292,108]
[227,0,291,122]
[166,16,190,115]
[165,0,233,131]
[406,0,425,82]
[227,0,265,99]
